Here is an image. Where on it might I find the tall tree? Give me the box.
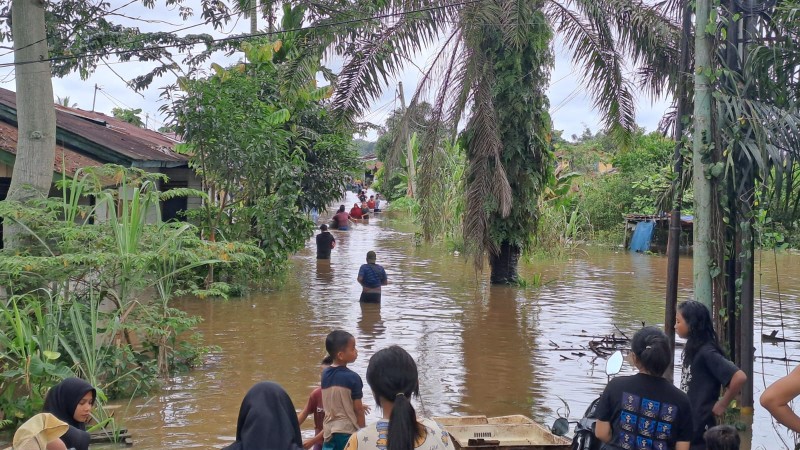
[327,0,681,283]
[5,0,56,250]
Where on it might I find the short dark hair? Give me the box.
[631,326,671,376]
[320,224,328,231]
[366,250,376,262]
[338,205,346,212]
[325,330,353,358]
[704,425,740,450]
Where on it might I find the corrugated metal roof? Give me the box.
[0,121,102,176]
[0,87,186,166]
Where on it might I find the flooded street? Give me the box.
[112,196,800,450]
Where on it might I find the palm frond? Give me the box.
[716,94,800,172]
[383,29,465,180]
[328,0,458,124]
[564,0,681,98]
[544,1,637,146]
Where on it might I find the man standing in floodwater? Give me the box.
[357,251,388,303]
[316,224,336,259]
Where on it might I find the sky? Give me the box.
[0,0,672,142]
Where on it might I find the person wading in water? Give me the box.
[357,251,388,303]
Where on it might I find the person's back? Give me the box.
[333,207,350,230]
[345,346,452,450]
[595,327,693,450]
[599,373,692,449]
[358,251,388,303]
[350,204,363,219]
[316,225,336,259]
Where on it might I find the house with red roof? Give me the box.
[0,87,201,247]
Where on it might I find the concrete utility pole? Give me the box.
[5,0,57,249]
[692,0,714,309]
[398,81,416,198]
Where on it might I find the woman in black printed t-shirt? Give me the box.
[595,327,693,450]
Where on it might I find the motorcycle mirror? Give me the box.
[606,351,623,376]
[551,417,570,436]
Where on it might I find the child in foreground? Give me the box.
[298,356,334,450]
[345,345,451,450]
[322,330,366,450]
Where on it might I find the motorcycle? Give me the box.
[550,351,624,450]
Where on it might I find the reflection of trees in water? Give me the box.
[461,286,542,419]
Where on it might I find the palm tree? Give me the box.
[56,96,77,108]
[234,0,277,34]
[322,0,681,283]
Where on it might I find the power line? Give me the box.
[0,0,141,58]
[1,0,479,69]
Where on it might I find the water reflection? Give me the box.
[357,302,385,349]
[461,286,541,418]
[316,259,333,284]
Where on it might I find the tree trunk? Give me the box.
[692,0,714,309]
[4,0,57,250]
[489,241,520,285]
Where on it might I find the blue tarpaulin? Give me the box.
[629,221,655,252]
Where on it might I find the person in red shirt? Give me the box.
[298,356,333,450]
[349,203,363,219]
[366,196,376,209]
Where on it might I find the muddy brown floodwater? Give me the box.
[97,194,799,450]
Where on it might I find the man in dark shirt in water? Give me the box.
[316,224,336,259]
[357,251,388,303]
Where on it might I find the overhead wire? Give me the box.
[0,0,141,58]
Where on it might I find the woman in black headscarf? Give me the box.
[224,381,303,450]
[43,377,96,450]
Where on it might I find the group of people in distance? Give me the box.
[12,299,800,450]
[328,192,383,232]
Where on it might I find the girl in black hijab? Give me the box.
[43,377,96,450]
[224,381,303,450]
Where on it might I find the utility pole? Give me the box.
[398,81,416,198]
[692,0,714,310]
[664,0,693,380]
[92,84,99,112]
